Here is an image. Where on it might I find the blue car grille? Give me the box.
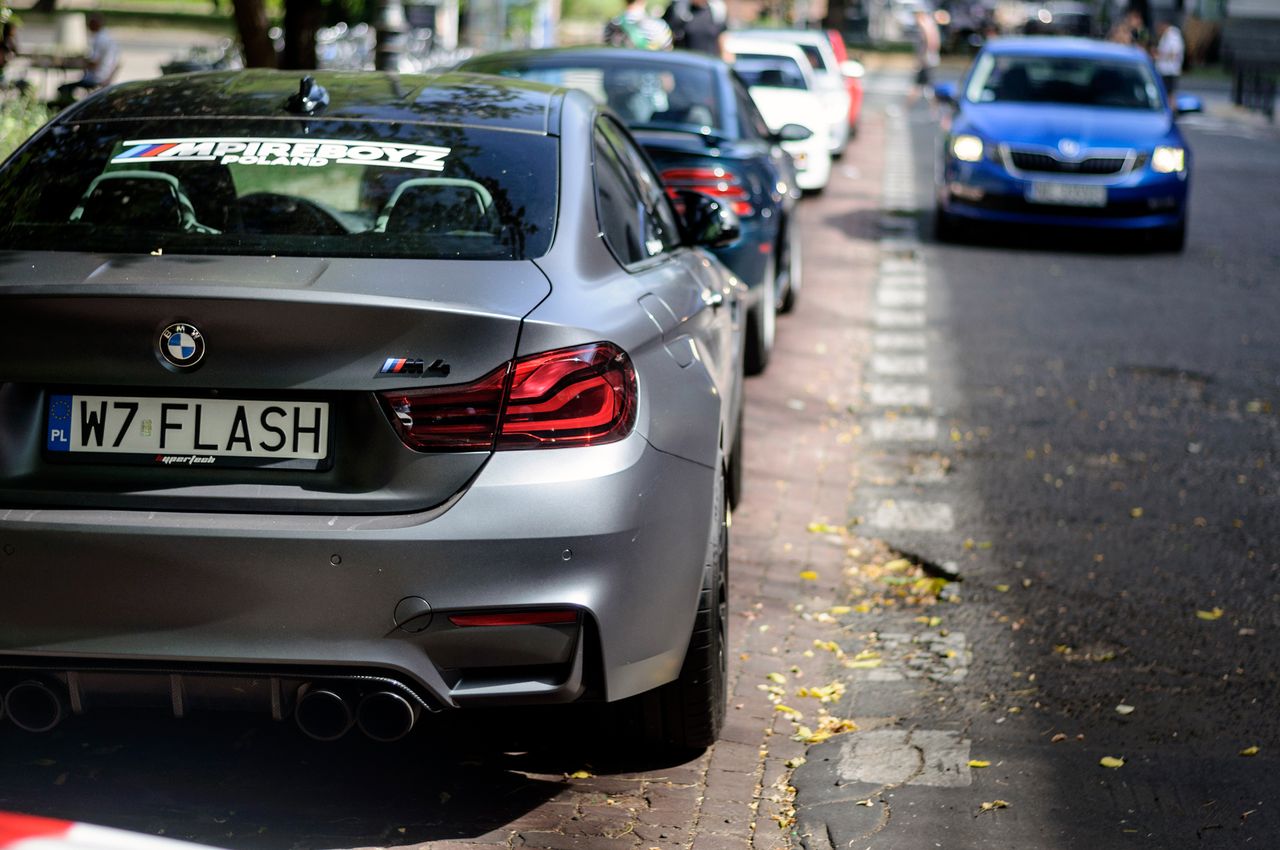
[1004,147,1140,177]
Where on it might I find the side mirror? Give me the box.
[934,81,959,104]
[772,123,813,143]
[674,190,741,249]
[1174,94,1203,115]
[840,59,865,79]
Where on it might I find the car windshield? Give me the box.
[0,118,558,260]
[476,61,722,134]
[734,55,809,90]
[965,54,1163,110]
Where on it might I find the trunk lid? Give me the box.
[0,253,551,514]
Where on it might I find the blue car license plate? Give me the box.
[1026,182,1107,207]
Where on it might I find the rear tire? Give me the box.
[635,468,728,751]
[778,225,802,315]
[744,286,776,375]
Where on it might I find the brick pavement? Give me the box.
[376,113,888,850]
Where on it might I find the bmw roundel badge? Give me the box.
[159,322,206,369]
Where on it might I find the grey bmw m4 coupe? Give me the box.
[0,71,746,749]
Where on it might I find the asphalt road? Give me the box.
[793,75,1280,848]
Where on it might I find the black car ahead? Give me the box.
[459,47,806,375]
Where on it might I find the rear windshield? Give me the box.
[965,54,1162,111]
[734,55,809,91]
[474,61,722,135]
[0,119,558,260]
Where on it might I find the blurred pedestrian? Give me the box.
[662,0,725,58]
[908,5,940,107]
[1152,16,1184,94]
[1108,7,1146,47]
[56,13,119,104]
[604,0,673,50]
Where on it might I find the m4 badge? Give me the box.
[378,357,451,377]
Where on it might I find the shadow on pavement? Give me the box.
[0,705,695,849]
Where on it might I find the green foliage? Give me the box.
[0,95,50,162]
[563,0,621,24]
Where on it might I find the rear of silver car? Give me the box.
[0,77,736,747]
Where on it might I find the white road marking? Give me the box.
[872,353,927,375]
[867,499,954,531]
[873,331,927,351]
[877,288,926,308]
[868,417,938,441]
[836,729,973,788]
[867,383,932,407]
[873,309,926,328]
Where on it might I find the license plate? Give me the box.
[46,394,330,466]
[1026,182,1107,207]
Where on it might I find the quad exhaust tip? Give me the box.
[4,680,68,733]
[356,690,419,742]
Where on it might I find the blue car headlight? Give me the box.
[1152,146,1186,173]
[951,134,985,163]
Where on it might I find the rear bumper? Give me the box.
[0,434,713,716]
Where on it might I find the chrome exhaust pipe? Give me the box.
[356,690,419,742]
[5,680,67,733]
[294,686,354,741]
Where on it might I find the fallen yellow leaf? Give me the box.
[978,800,1010,814]
[799,570,819,581]
[829,605,852,615]
[855,799,874,807]
[1240,746,1260,757]
[1099,756,1126,769]
[968,760,991,768]
[1196,607,1225,621]
[994,584,1010,593]
[767,672,787,684]
[806,522,843,534]
[1130,507,1144,518]
[569,770,593,779]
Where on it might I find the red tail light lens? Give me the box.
[379,343,637,452]
[662,166,755,217]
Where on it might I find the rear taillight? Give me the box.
[662,167,755,217]
[379,342,637,452]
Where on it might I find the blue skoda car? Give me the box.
[934,38,1200,251]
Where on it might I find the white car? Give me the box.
[734,28,853,154]
[724,36,832,192]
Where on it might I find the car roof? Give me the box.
[463,46,728,72]
[723,35,810,61]
[734,28,830,46]
[67,69,568,134]
[984,36,1149,62]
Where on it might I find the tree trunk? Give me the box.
[32,0,57,14]
[232,0,277,68]
[280,0,324,70]
[823,0,846,31]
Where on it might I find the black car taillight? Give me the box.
[662,167,755,217]
[379,343,637,452]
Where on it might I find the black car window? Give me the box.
[966,54,1162,111]
[731,76,773,141]
[593,127,649,266]
[734,55,809,91]
[597,118,681,255]
[469,60,722,135]
[0,119,558,260]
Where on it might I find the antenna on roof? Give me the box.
[286,76,330,115]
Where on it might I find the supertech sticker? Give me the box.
[112,138,451,171]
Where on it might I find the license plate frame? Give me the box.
[1025,181,1107,208]
[44,392,333,471]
